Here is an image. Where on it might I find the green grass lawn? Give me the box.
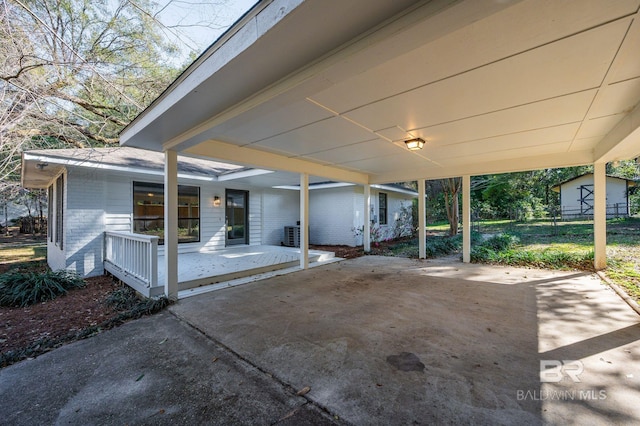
[0,245,46,265]
[418,217,640,302]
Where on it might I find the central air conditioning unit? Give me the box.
[283,225,300,247]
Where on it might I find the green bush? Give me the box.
[483,233,520,251]
[471,233,593,270]
[0,270,85,307]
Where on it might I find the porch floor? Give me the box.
[157,245,336,294]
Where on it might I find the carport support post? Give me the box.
[418,179,426,259]
[164,149,179,300]
[363,184,371,252]
[594,162,607,270]
[462,175,471,263]
[300,173,309,269]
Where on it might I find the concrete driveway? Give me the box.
[1,256,639,425]
[173,256,640,425]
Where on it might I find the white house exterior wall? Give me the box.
[355,187,414,243]
[248,190,262,246]
[50,166,273,278]
[386,190,413,237]
[105,174,132,232]
[47,162,416,277]
[309,186,358,246]
[307,186,415,247]
[64,167,106,277]
[262,189,299,246]
[199,184,226,252]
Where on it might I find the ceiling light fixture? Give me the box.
[404,138,425,151]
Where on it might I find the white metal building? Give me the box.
[552,173,636,219]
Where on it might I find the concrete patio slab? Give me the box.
[2,256,639,425]
[0,311,339,425]
[171,256,640,425]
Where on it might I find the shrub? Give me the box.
[389,234,463,258]
[104,285,171,324]
[391,202,415,239]
[483,233,520,251]
[0,270,85,307]
[471,233,594,270]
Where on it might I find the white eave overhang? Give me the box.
[120,0,640,185]
[274,181,418,196]
[21,152,274,188]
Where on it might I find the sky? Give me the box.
[154,0,257,61]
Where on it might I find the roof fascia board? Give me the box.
[185,139,369,184]
[272,183,418,196]
[218,168,275,181]
[273,182,355,190]
[594,100,640,163]
[21,153,63,189]
[370,150,596,183]
[371,184,418,196]
[22,153,218,182]
[554,172,635,187]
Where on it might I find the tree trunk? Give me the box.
[442,178,461,236]
[450,193,459,236]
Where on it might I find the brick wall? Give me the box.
[64,167,106,277]
[262,189,299,245]
[309,186,358,246]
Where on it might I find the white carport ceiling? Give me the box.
[120,0,640,185]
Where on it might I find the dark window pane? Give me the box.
[379,193,387,225]
[132,182,200,244]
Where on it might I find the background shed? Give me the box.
[552,173,636,219]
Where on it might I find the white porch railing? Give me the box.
[104,231,163,297]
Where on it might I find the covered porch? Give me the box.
[103,230,337,298]
[120,0,640,300]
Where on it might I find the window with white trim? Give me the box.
[55,174,64,248]
[132,182,200,244]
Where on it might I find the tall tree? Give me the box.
[0,0,228,185]
[440,177,461,236]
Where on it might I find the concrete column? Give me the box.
[594,162,607,270]
[363,184,371,252]
[418,179,426,259]
[164,150,179,300]
[300,173,309,269]
[462,175,471,263]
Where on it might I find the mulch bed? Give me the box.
[311,239,406,259]
[0,275,121,356]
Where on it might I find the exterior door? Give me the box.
[226,189,248,245]
[579,184,594,215]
